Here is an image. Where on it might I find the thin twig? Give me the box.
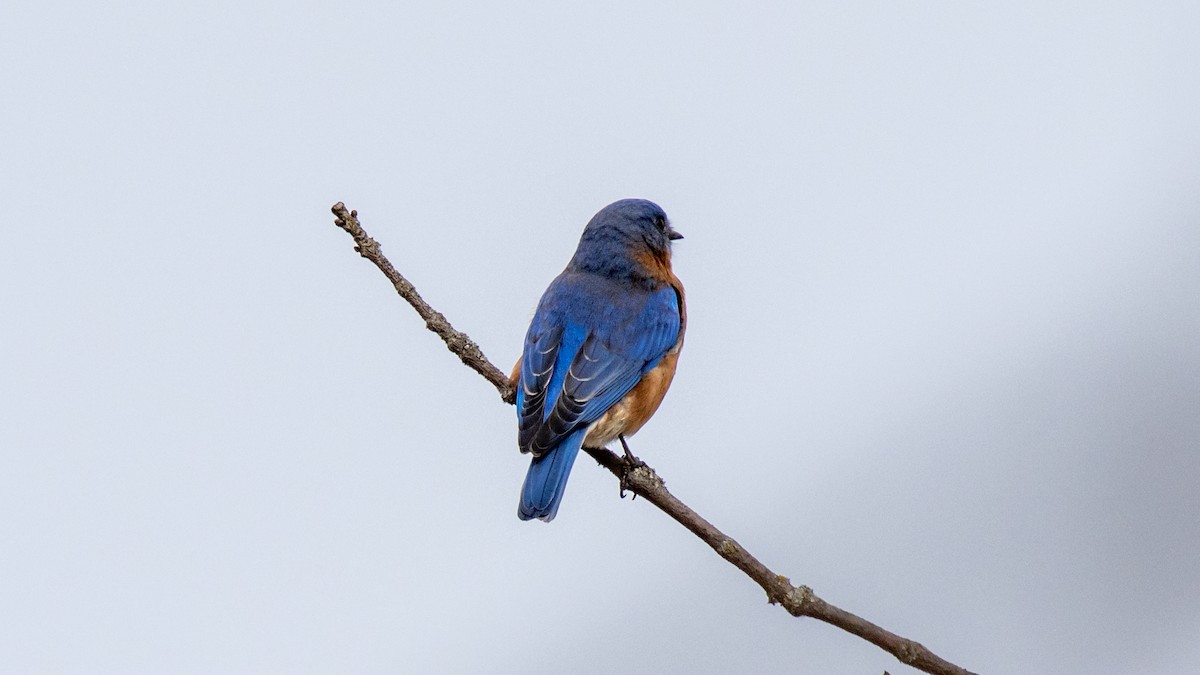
[331,202,515,403]
[330,202,979,675]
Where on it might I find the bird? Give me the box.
[513,199,686,522]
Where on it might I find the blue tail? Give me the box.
[518,428,586,522]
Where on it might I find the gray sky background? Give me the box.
[3,2,1199,674]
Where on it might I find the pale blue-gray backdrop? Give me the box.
[3,2,1198,673]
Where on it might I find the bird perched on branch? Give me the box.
[513,199,686,522]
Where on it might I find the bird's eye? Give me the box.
[654,216,666,230]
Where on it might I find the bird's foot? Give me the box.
[618,435,646,499]
[618,435,644,465]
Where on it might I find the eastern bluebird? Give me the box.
[513,199,686,522]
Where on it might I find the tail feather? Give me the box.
[518,428,586,522]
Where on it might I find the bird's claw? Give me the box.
[618,436,646,500]
[619,469,637,500]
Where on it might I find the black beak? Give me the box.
[668,229,684,241]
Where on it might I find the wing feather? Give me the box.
[519,283,680,456]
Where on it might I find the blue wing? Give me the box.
[516,273,681,456]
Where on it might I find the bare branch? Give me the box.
[330,202,979,675]
[332,202,515,403]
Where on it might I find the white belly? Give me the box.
[584,397,634,447]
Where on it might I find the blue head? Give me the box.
[568,199,683,282]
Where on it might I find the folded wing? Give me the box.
[517,285,680,456]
